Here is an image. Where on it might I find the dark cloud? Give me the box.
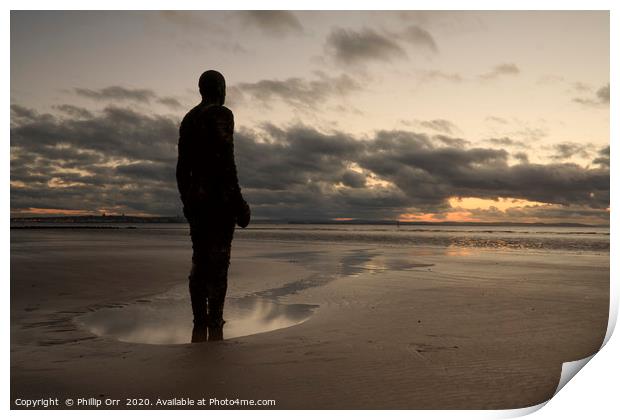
[479,63,520,80]
[467,204,609,225]
[592,146,610,168]
[574,83,610,106]
[341,171,367,188]
[52,104,94,119]
[10,103,609,221]
[597,84,610,103]
[433,135,469,148]
[11,104,178,162]
[234,123,364,191]
[549,142,594,160]
[75,86,156,102]
[357,130,608,211]
[10,104,40,124]
[11,104,179,215]
[235,73,361,109]
[157,97,183,109]
[417,119,458,134]
[511,126,547,142]
[239,11,303,36]
[400,25,438,53]
[486,137,527,148]
[513,152,529,163]
[326,27,406,64]
[325,25,439,66]
[74,86,183,109]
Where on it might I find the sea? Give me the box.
[10,222,610,254]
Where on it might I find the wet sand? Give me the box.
[10,229,609,409]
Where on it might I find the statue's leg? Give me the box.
[189,222,209,328]
[206,221,235,341]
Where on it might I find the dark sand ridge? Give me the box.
[10,230,608,409]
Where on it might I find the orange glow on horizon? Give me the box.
[448,196,550,211]
[12,208,155,217]
[397,211,479,223]
[14,208,96,216]
[397,197,556,223]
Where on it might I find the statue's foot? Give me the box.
[208,319,225,341]
[191,323,208,343]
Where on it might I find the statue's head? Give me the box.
[199,70,226,105]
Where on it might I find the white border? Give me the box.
[4,2,617,419]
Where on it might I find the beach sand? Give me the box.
[10,228,609,409]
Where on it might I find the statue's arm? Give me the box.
[176,118,192,211]
[219,109,250,227]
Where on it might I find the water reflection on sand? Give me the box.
[76,295,318,345]
[75,247,434,345]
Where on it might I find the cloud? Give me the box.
[417,70,463,83]
[537,74,565,85]
[507,124,548,142]
[486,137,527,148]
[400,25,438,53]
[75,86,156,102]
[159,11,212,31]
[325,27,406,64]
[52,104,94,119]
[433,135,469,148]
[157,97,183,109]
[479,63,520,80]
[11,104,179,215]
[597,84,610,103]
[238,11,303,36]
[74,86,183,109]
[11,104,178,162]
[417,119,458,134]
[325,25,439,66]
[340,170,367,188]
[513,152,529,163]
[155,12,244,53]
[592,146,610,167]
[358,131,608,211]
[466,204,608,226]
[485,116,509,125]
[234,73,362,109]
[11,103,609,221]
[571,81,592,92]
[549,142,595,160]
[574,83,610,106]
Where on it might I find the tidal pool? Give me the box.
[76,292,318,345]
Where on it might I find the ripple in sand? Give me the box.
[76,295,318,345]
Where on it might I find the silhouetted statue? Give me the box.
[176,70,251,342]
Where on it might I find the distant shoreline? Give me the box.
[11,225,137,230]
[9,215,608,228]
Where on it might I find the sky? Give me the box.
[10,11,610,223]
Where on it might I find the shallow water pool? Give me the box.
[75,292,318,345]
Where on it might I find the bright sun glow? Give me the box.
[448,197,550,211]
